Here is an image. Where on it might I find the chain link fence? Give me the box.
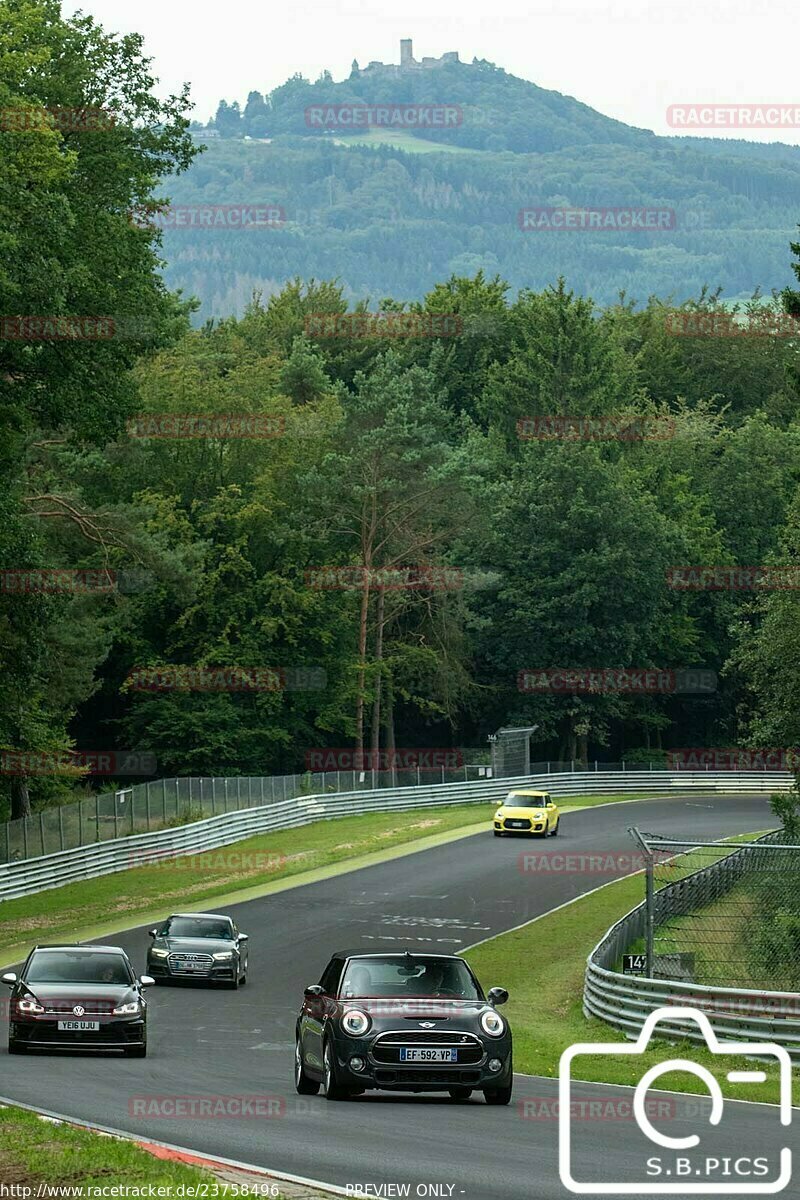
[1,763,501,864]
[631,829,800,993]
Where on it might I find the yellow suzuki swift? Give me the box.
[493,790,560,837]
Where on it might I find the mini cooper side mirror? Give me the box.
[139,975,155,987]
[238,933,249,942]
[1,972,17,986]
[148,928,157,937]
[304,984,325,999]
[487,986,509,1006]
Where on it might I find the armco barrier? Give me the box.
[0,770,791,902]
[584,831,800,1056]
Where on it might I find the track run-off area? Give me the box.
[1,795,791,1199]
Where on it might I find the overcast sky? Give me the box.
[64,0,797,144]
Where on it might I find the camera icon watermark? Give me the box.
[559,1006,792,1194]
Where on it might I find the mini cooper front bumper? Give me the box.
[330,1029,513,1092]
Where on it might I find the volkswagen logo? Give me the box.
[418,1021,435,1028]
[73,1005,85,1017]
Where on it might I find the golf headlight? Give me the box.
[17,997,45,1014]
[212,951,234,961]
[150,948,169,958]
[342,1009,370,1036]
[113,1000,141,1015]
[481,1009,505,1037]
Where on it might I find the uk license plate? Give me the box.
[58,1020,100,1031]
[399,1047,457,1062]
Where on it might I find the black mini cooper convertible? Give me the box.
[295,950,512,1104]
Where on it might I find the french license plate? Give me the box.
[57,1020,100,1031]
[399,1047,457,1062]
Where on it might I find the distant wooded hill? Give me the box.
[157,60,800,318]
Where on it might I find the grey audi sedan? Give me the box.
[146,912,249,988]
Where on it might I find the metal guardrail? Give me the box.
[0,769,792,902]
[584,831,800,1056]
[3,758,786,865]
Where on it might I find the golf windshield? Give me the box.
[25,951,132,985]
[340,956,482,999]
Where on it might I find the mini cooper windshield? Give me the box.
[25,950,133,985]
[340,955,482,1000]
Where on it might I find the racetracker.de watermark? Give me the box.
[0,316,116,341]
[127,850,287,872]
[0,106,115,131]
[126,414,285,439]
[668,748,800,770]
[0,568,152,594]
[665,311,800,337]
[517,852,669,876]
[305,748,463,771]
[517,668,717,695]
[517,414,676,441]
[304,313,463,339]
[0,750,157,776]
[667,104,800,129]
[518,207,675,231]
[667,565,800,590]
[305,104,462,129]
[130,205,285,231]
[519,1096,677,1120]
[128,1095,285,1119]
[125,666,324,692]
[305,565,463,590]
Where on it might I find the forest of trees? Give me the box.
[4,0,800,821]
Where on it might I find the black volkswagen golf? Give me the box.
[295,950,513,1104]
[2,944,152,1055]
[146,912,249,987]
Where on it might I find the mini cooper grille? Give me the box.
[372,1030,483,1065]
[377,1031,479,1044]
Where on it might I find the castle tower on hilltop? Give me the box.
[359,39,459,75]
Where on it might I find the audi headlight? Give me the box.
[342,1009,371,1036]
[480,1009,505,1037]
[112,1000,141,1015]
[150,948,169,958]
[212,951,234,961]
[17,997,44,1014]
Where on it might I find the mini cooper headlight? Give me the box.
[17,996,45,1014]
[342,1009,371,1036]
[212,951,234,961]
[112,1000,141,1015]
[480,1009,505,1037]
[150,948,169,958]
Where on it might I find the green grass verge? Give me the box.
[0,1102,217,1191]
[465,849,797,1107]
[0,792,665,967]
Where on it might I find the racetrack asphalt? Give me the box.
[1,795,791,1199]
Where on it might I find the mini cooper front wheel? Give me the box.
[483,1082,512,1105]
[324,1039,351,1101]
[124,1043,147,1058]
[295,1037,320,1095]
[448,1087,472,1101]
[7,1039,26,1055]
